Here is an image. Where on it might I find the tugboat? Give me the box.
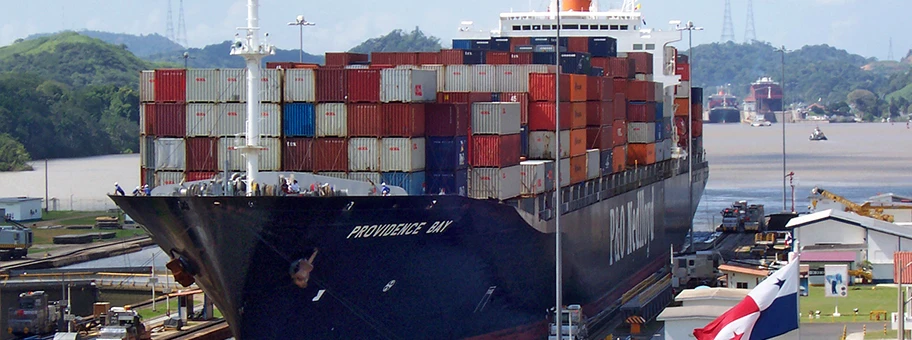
[809,126,828,141]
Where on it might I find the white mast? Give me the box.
[231,0,275,196]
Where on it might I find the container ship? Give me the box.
[742,76,782,123]
[706,88,739,123]
[112,0,709,338]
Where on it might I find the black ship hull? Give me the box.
[111,161,708,339]
[707,107,741,123]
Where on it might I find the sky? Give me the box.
[0,0,907,61]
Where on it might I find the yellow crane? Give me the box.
[809,187,895,223]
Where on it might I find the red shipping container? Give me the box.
[613,78,628,97]
[382,103,426,137]
[626,52,654,75]
[612,146,627,173]
[586,77,599,101]
[586,125,612,150]
[627,80,655,102]
[627,143,656,166]
[370,52,418,66]
[313,138,348,172]
[325,52,369,67]
[569,129,587,157]
[598,77,614,102]
[283,137,314,171]
[186,137,218,171]
[509,53,532,65]
[510,37,531,52]
[568,37,589,53]
[570,102,587,129]
[315,68,347,102]
[486,51,510,65]
[529,102,572,131]
[151,103,186,137]
[692,119,703,138]
[529,73,570,102]
[676,62,691,81]
[569,155,587,184]
[266,62,319,70]
[417,52,440,65]
[439,49,464,65]
[692,103,703,117]
[591,57,609,72]
[470,134,521,167]
[612,120,627,147]
[607,57,631,79]
[627,102,657,122]
[674,116,689,139]
[437,92,492,104]
[142,103,155,135]
[345,69,381,103]
[426,103,470,136]
[347,103,383,137]
[586,102,614,127]
[186,171,217,182]
[154,69,186,103]
[369,64,395,70]
[500,92,529,125]
[614,93,627,123]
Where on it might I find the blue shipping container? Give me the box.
[655,103,664,121]
[382,171,426,196]
[560,53,592,75]
[532,52,557,65]
[426,136,468,171]
[472,40,492,50]
[283,103,315,137]
[531,37,568,47]
[463,49,487,65]
[520,126,529,158]
[490,37,511,52]
[426,169,468,196]
[514,45,534,52]
[655,121,664,141]
[588,37,618,58]
[589,67,604,77]
[691,87,704,105]
[452,39,473,50]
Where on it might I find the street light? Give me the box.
[676,21,703,252]
[899,261,912,340]
[775,46,789,212]
[287,15,315,63]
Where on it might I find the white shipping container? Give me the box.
[218,137,281,171]
[520,160,554,196]
[348,138,381,171]
[380,69,437,103]
[472,65,496,93]
[186,69,221,103]
[141,136,154,168]
[186,103,219,136]
[419,65,446,94]
[315,103,348,137]
[349,172,382,184]
[472,102,522,135]
[586,149,600,180]
[528,130,570,160]
[494,65,526,92]
[654,83,664,102]
[558,158,570,187]
[140,104,148,135]
[283,69,316,102]
[444,65,474,92]
[627,122,656,144]
[345,65,370,69]
[634,73,654,81]
[260,69,281,103]
[381,138,426,172]
[154,171,184,187]
[154,138,186,171]
[525,65,559,74]
[217,103,281,137]
[220,69,246,102]
[675,81,690,99]
[470,166,521,200]
[140,70,155,103]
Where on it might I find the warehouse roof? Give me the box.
[718,264,770,277]
[787,209,912,239]
[675,287,749,302]
[657,305,733,321]
[0,197,42,204]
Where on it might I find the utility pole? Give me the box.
[287,15,315,63]
[776,46,788,212]
[677,21,703,253]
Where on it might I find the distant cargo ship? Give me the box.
[706,88,739,123]
[742,77,782,123]
[112,0,709,338]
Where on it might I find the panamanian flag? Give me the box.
[693,259,800,340]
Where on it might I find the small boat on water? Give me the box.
[809,126,828,141]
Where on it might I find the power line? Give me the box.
[177,0,188,47]
[720,0,734,43]
[745,0,757,42]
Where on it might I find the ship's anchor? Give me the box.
[290,249,320,289]
[166,256,197,287]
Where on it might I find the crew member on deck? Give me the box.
[132,186,142,196]
[114,182,125,196]
[143,185,152,196]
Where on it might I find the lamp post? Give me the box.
[287,15,315,63]
[775,46,788,212]
[677,21,702,252]
[899,261,912,340]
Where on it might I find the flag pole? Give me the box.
[792,240,801,340]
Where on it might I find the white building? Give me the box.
[0,197,43,222]
[789,209,912,282]
[718,264,770,289]
[657,288,748,340]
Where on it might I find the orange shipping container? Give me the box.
[569,155,588,184]
[569,74,588,102]
[569,128,587,157]
[627,143,656,166]
[674,98,690,117]
[612,145,626,173]
[570,102,587,129]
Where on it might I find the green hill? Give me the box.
[27,30,184,58]
[349,27,442,53]
[147,41,324,68]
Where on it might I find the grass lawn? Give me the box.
[42,210,107,221]
[801,285,897,323]
[136,299,222,321]
[31,228,147,245]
